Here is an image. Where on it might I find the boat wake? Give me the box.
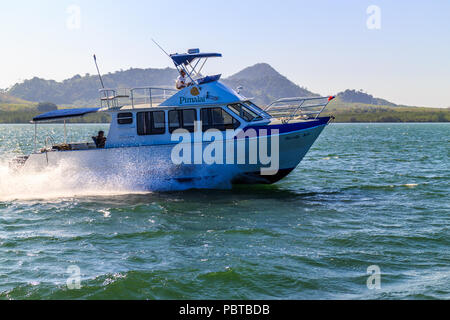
[0,156,233,201]
[0,159,133,202]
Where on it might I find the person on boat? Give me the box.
[92,130,106,148]
[176,69,190,90]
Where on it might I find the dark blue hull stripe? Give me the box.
[245,116,331,134]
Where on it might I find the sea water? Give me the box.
[0,123,448,299]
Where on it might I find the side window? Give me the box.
[182,109,196,132]
[169,110,181,133]
[211,108,224,126]
[201,108,211,131]
[117,112,133,124]
[152,111,165,134]
[137,111,166,135]
[169,109,197,133]
[201,108,240,131]
[137,112,150,135]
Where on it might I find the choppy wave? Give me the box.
[2,265,448,300]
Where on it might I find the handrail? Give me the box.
[99,86,177,110]
[43,135,56,152]
[265,96,335,123]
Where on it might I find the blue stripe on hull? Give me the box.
[245,116,331,134]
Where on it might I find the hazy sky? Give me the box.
[0,0,449,107]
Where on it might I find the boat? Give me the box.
[13,48,335,190]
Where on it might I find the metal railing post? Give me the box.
[34,123,37,153]
[64,120,67,144]
[149,88,153,107]
[289,100,305,122]
[100,86,176,110]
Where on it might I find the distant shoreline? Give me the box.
[0,106,448,124]
[0,121,448,125]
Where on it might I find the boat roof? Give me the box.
[170,52,222,67]
[33,107,100,122]
[160,80,245,107]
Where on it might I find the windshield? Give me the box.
[242,101,272,118]
[227,103,263,122]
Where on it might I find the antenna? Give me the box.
[151,38,171,59]
[93,54,105,89]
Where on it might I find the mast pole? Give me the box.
[93,54,108,100]
[93,54,105,89]
[151,38,171,58]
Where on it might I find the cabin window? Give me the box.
[169,109,197,133]
[182,109,196,132]
[201,108,211,128]
[200,108,240,131]
[117,112,133,124]
[168,110,180,133]
[152,111,165,134]
[137,111,166,135]
[227,103,262,122]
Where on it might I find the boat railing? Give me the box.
[99,87,177,110]
[45,135,55,149]
[265,96,335,123]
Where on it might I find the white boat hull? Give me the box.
[22,122,327,191]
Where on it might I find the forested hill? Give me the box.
[6,62,406,108]
[337,89,397,106]
[221,63,317,105]
[7,68,179,106]
[7,63,319,106]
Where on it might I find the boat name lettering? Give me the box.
[180,96,207,104]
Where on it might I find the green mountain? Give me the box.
[337,89,397,106]
[5,62,406,108]
[6,63,317,107]
[7,68,178,106]
[0,92,35,112]
[0,92,33,105]
[222,63,317,105]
